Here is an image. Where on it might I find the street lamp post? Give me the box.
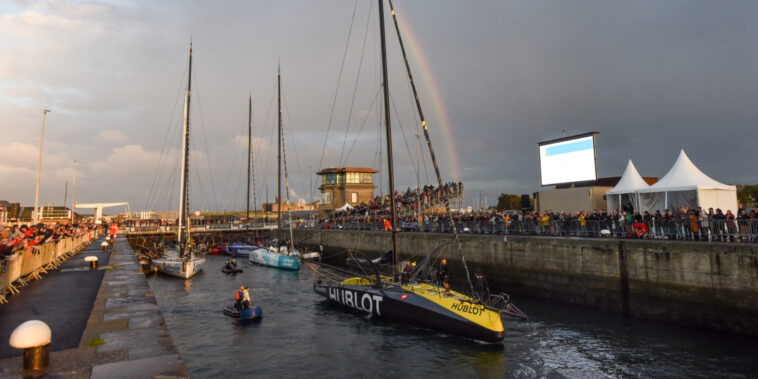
[71,159,77,224]
[33,109,51,224]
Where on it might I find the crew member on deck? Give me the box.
[474,272,489,301]
[440,259,450,293]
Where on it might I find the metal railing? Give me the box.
[123,222,279,235]
[309,217,758,243]
[0,230,97,304]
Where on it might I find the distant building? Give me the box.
[0,201,6,224]
[535,176,657,213]
[263,198,320,213]
[14,205,73,223]
[7,203,20,221]
[317,167,378,211]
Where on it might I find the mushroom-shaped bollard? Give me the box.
[100,241,109,252]
[84,256,98,270]
[9,320,51,370]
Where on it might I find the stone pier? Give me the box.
[0,236,187,378]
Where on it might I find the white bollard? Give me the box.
[100,241,109,252]
[84,256,98,270]
[9,320,51,370]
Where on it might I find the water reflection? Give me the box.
[147,255,758,378]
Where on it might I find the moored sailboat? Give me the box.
[311,0,524,342]
[248,63,301,271]
[151,42,206,279]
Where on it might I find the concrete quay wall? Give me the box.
[294,229,758,335]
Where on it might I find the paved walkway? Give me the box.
[0,236,188,378]
[0,238,109,359]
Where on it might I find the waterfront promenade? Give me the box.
[0,236,187,378]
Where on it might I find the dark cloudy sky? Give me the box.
[1,0,757,212]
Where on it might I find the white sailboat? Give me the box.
[248,63,302,271]
[152,42,205,279]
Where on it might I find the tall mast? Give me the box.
[178,42,193,256]
[277,62,282,241]
[388,0,475,296]
[378,0,399,282]
[247,93,252,229]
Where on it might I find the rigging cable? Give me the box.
[280,101,295,251]
[250,93,258,214]
[282,96,307,203]
[191,63,220,211]
[257,81,277,205]
[342,86,382,165]
[145,66,186,211]
[388,0,474,297]
[389,90,419,180]
[318,0,360,171]
[338,1,374,167]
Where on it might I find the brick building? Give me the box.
[317,167,378,211]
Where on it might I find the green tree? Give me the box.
[738,185,758,206]
[496,193,527,211]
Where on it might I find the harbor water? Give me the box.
[147,255,757,378]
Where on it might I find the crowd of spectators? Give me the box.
[315,202,758,243]
[0,223,95,260]
[322,182,463,226]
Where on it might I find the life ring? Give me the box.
[633,223,647,237]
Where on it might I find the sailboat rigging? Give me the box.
[311,0,525,343]
[225,94,261,258]
[151,42,206,279]
[248,63,301,271]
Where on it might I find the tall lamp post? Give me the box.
[33,109,51,224]
[71,159,77,224]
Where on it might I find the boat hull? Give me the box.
[152,257,205,279]
[313,280,504,343]
[227,243,258,257]
[248,248,300,271]
[223,305,263,320]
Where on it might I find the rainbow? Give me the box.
[391,5,462,181]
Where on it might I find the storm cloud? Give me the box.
[1,0,756,212]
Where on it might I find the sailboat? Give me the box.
[311,0,524,343]
[226,95,261,258]
[248,64,300,271]
[151,42,206,279]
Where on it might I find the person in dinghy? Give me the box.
[225,285,262,320]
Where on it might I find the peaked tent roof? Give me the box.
[335,203,354,211]
[607,160,649,194]
[638,150,735,193]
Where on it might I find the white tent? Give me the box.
[637,150,737,213]
[606,160,649,212]
[335,203,354,212]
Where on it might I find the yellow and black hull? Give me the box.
[313,278,505,343]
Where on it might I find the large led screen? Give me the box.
[539,134,597,185]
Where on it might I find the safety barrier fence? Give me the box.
[123,223,276,235]
[0,230,98,304]
[311,218,758,243]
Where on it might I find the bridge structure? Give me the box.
[75,202,129,224]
